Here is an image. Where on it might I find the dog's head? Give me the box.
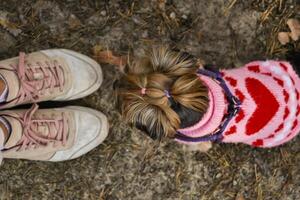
[115,46,209,140]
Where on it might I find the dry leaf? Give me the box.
[235,193,245,200]
[278,32,290,45]
[287,18,300,41]
[93,46,127,72]
[157,0,167,11]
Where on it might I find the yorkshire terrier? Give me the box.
[104,19,300,152]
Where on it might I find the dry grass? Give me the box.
[225,0,299,57]
[252,0,299,55]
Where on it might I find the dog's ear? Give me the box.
[135,122,163,141]
[170,101,203,129]
[134,101,204,140]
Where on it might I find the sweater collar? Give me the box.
[177,74,227,138]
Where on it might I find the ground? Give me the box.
[0,0,299,199]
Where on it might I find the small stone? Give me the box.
[132,16,145,26]
[182,14,187,20]
[100,10,106,16]
[216,173,222,178]
[142,30,148,38]
[233,180,237,186]
[170,12,176,19]
[68,14,81,29]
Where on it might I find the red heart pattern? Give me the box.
[245,78,279,135]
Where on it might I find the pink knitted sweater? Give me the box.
[177,61,300,147]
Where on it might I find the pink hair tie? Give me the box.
[141,88,146,95]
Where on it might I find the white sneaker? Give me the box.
[0,104,108,162]
[0,49,102,108]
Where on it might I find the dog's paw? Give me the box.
[183,141,212,152]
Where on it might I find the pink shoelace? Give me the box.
[6,52,65,104]
[0,104,69,163]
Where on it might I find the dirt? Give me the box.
[0,0,299,199]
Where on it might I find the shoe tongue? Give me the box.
[0,74,8,103]
[0,69,19,102]
[36,125,50,137]
[0,116,11,148]
[3,116,22,149]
